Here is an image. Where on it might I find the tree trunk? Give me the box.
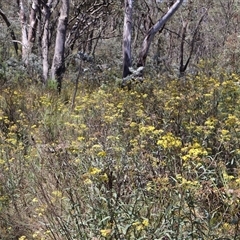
[137,0,184,68]
[28,0,39,46]
[42,0,53,83]
[51,0,69,93]
[18,0,29,64]
[122,0,133,78]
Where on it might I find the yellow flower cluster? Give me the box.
[100,228,111,237]
[132,218,149,231]
[176,174,200,190]
[181,142,208,162]
[89,167,101,175]
[157,132,182,149]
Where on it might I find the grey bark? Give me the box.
[137,0,184,68]
[51,0,69,93]
[28,0,39,44]
[42,0,53,83]
[19,0,29,64]
[122,0,133,78]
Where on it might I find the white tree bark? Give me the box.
[51,0,69,92]
[42,0,53,83]
[122,0,133,78]
[19,0,29,64]
[137,0,184,67]
[28,0,39,44]
[27,0,39,59]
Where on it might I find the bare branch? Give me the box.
[0,8,18,55]
[137,0,184,68]
[180,9,208,75]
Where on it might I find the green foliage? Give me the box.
[46,79,59,91]
[0,68,240,239]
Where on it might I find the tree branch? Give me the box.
[137,0,184,68]
[0,8,18,55]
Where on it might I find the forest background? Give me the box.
[0,0,240,239]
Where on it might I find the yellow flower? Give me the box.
[223,172,234,182]
[181,142,208,161]
[97,151,107,157]
[225,114,238,126]
[142,218,149,227]
[84,178,92,185]
[19,236,27,240]
[44,230,51,235]
[0,159,5,165]
[146,182,153,191]
[157,132,181,149]
[99,173,108,181]
[204,117,218,129]
[52,190,62,198]
[139,125,155,135]
[77,136,85,141]
[236,178,240,185]
[32,232,39,238]
[9,124,17,132]
[32,198,38,203]
[132,221,141,227]
[89,167,101,175]
[136,224,144,231]
[92,144,102,150]
[222,222,231,231]
[100,228,111,237]
[221,129,229,135]
[130,122,138,127]
[132,219,149,231]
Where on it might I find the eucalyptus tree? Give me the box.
[51,0,69,93]
[122,0,133,78]
[122,0,184,80]
[2,0,239,89]
[42,0,54,83]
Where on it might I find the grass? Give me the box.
[0,66,240,239]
